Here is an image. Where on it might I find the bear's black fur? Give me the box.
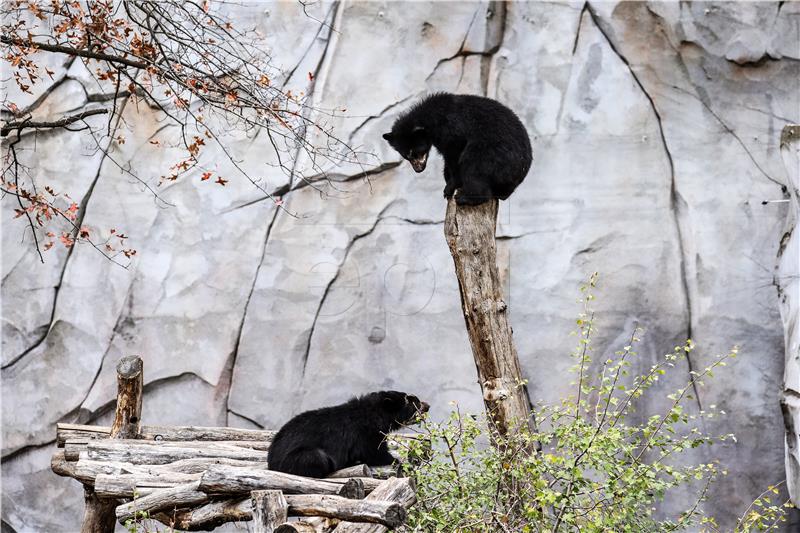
[382,92,533,205]
[267,391,429,478]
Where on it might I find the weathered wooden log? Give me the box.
[338,478,365,500]
[65,457,380,499]
[52,450,80,479]
[157,498,252,530]
[287,495,404,528]
[332,477,415,533]
[81,355,144,533]
[199,465,348,496]
[444,198,534,437]
[94,472,200,498]
[368,465,399,480]
[55,456,269,488]
[151,493,403,530]
[96,476,377,500]
[57,422,274,447]
[58,423,412,452]
[274,517,337,533]
[252,490,288,533]
[65,437,270,461]
[115,481,209,523]
[73,439,269,464]
[328,464,371,479]
[275,522,327,533]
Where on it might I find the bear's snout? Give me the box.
[409,153,427,173]
[418,401,430,414]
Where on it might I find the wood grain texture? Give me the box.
[252,490,288,533]
[332,477,415,533]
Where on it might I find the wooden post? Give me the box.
[110,356,144,439]
[252,490,288,533]
[444,198,533,436]
[80,355,144,533]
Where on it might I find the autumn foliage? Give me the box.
[1,0,361,265]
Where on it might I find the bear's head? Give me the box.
[367,390,430,430]
[382,126,431,173]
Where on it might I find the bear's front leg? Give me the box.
[443,164,460,198]
[366,443,397,466]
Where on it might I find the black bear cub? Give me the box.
[382,92,532,205]
[267,391,429,478]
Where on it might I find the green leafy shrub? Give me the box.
[398,275,792,532]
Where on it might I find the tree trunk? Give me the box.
[443,198,533,436]
[80,355,144,533]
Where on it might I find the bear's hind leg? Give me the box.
[283,448,337,477]
[455,182,493,205]
[455,146,494,205]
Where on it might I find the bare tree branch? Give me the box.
[1,108,109,136]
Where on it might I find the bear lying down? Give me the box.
[267,391,430,478]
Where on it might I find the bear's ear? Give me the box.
[381,392,403,409]
[382,132,393,141]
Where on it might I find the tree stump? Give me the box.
[444,198,533,436]
[81,355,144,533]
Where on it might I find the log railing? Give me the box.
[52,356,417,532]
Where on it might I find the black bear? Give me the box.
[382,92,532,205]
[267,391,429,478]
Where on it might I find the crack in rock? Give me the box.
[224,203,281,423]
[1,96,132,372]
[280,1,340,90]
[225,3,346,422]
[300,203,394,378]
[347,95,417,145]
[77,372,214,426]
[227,409,266,429]
[0,438,56,465]
[587,2,702,410]
[669,83,789,192]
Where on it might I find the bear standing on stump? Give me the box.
[382,92,533,205]
[267,391,429,478]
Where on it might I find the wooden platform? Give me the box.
[51,356,417,533]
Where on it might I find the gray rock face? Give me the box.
[778,125,800,506]
[1,2,798,531]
